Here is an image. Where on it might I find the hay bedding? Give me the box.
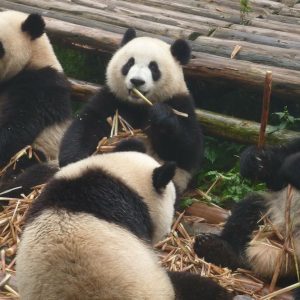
[0,92,297,299]
[0,183,297,299]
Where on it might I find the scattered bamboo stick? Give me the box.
[132,88,188,118]
[230,45,242,59]
[258,71,272,149]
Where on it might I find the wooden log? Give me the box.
[193,36,300,70]
[185,202,229,224]
[1,0,300,97]
[196,109,299,145]
[213,27,300,49]
[230,23,300,42]
[69,78,300,145]
[186,52,300,98]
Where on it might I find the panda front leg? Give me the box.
[194,193,267,271]
[147,102,203,193]
[168,271,233,300]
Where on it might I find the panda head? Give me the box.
[106,28,191,104]
[0,11,62,82]
[56,141,177,244]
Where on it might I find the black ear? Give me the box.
[153,162,176,192]
[114,139,146,153]
[21,14,45,40]
[170,39,191,65]
[121,28,136,47]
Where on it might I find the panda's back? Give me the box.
[16,209,174,300]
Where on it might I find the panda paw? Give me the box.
[148,103,179,136]
[194,233,240,270]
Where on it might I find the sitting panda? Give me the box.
[194,150,300,299]
[59,28,203,194]
[16,140,232,300]
[0,11,71,184]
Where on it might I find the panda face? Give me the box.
[0,11,32,81]
[106,37,189,104]
[0,11,62,82]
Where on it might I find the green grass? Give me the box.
[53,44,110,84]
[181,136,266,209]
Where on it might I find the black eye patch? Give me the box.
[149,61,161,81]
[0,42,4,59]
[121,57,135,76]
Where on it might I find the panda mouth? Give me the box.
[128,89,148,100]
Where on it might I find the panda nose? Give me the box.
[130,78,145,87]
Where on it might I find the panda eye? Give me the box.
[0,42,4,59]
[149,61,161,81]
[121,57,135,76]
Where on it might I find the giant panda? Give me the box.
[16,140,232,300]
[0,11,71,185]
[194,150,300,299]
[59,28,203,194]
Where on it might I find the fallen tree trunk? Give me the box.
[186,53,300,98]
[70,79,300,145]
[1,0,300,98]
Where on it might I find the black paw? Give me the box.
[114,138,146,153]
[194,234,240,270]
[240,146,284,190]
[168,271,233,300]
[280,153,300,190]
[149,102,179,136]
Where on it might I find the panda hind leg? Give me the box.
[168,271,233,300]
[194,233,242,270]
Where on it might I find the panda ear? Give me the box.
[120,28,136,47]
[170,39,191,65]
[22,14,45,40]
[153,162,176,192]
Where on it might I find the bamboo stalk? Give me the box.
[132,88,188,118]
[258,71,272,149]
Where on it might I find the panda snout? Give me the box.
[130,78,145,87]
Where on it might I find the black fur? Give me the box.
[168,271,233,300]
[0,162,58,204]
[114,139,146,153]
[147,96,203,172]
[280,152,300,190]
[121,28,136,46]
[152,162,176,192]
[21,14,45,40]
[294,288,300,300]
[121,57,135,76]
[194,234,242,270]
[194,193,266,270]
[59,87,203,182]
[0,67,71,169]
[0,42,4,59]
[170,39,191,65]
[149,61,161,81]
[240,138,300,190]
[26,168,153,241]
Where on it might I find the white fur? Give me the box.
[32,120,71,160]
[0,11,62,82]
[17,210,175,300]
[106,37,188,103]
[56,151,176,244]
[246,187,300,278]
